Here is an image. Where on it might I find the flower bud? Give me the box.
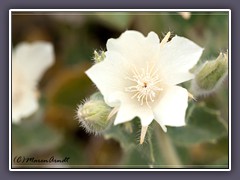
[77,92,113,134]
[191,52,228,96]
[93,50,106,63]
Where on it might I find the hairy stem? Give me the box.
[155,124,183,168]
[148,132,155,163]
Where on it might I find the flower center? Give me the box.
[125,64,163,107]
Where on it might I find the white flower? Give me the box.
[12,41,54,123]
[178,12,191,20]
[86,30,203,142]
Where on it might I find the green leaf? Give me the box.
[96,13,133,31]
[167,103,228,146]
[103,120,138,151]
[120,148,149,168]
[12,122,63,156]
[103,119,167,167]
[58,137,87,166]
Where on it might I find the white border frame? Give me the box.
[9,9,231,171]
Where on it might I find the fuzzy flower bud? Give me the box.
[77,92,113,134]
[93,50,106,63]
[191,52,228,96]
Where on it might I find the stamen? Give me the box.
[125,63,163,107]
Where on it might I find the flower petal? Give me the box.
[111,92,154,126]
[159,36,203,85]
[86,52,128,105]
[13,41,54,82]
[106,30,161,66]
[166,71,195,85]
[114,103,154,126]
[12,89,38,123]
[146,31,160,45]
[106,30,145,53]
[153,86,188,128]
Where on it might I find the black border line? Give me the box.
[9,9,230,171]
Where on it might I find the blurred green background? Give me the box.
[11,11,229,168]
